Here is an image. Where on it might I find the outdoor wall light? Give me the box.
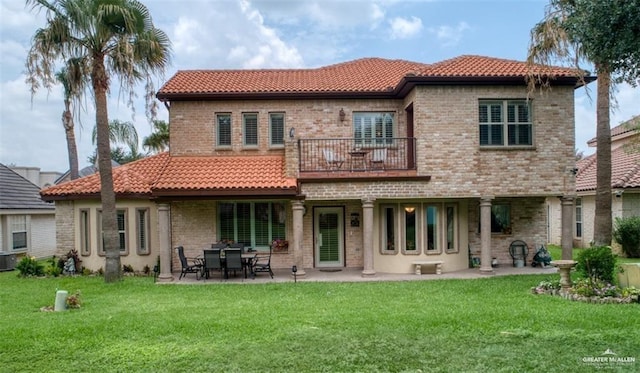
[404,206,416,214]
[289,127,295,138]
[339,108,346,122]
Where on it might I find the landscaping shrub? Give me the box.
[613,216,640,258]
[576,246,617,284]
[16,256,44,277]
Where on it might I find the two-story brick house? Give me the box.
[41,55,592,279]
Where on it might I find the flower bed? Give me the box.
[532,278,640,304]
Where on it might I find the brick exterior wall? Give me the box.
[55,200,75,257]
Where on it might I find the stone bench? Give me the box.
[412,260,443,275]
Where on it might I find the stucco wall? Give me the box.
[56,199,160,272]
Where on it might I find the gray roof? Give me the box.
[0,163,54,210]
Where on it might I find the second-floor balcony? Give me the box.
[298,138,416,177]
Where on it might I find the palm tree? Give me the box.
[527,0,612,249]
[26,0,171,282]
[142,120,169,153]
[55,58,87,180]
[89,119,143,164]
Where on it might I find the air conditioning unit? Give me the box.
[0,253,17,271]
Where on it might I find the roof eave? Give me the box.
[394,75,595,96]
[156,90,395,102]
[151,187,299,197]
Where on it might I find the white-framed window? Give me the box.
[216,113,232,147]
[10,215,27,251]
[479,100,532,147]
[218,201,286,251]
[353,112,394,146]
[79,209,90,256]
[98,209,128,255]
[380,203,459,255]
[380,205,397,254]
[243,113,258,147]
[136,208,150,255]
[269,112,285,147]
[575,198,582,238]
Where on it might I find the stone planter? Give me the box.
[618,263,640,288]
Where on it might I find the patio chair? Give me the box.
[211,242,227,250]
[176,246,203,280]
[369,148,387,170]
[252,248,274,279]
[224,248,243,279]
[323,149,344,171]
[203,249,223,280]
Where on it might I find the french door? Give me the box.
[314,207,344,267]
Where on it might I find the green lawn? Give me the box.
[0,271,638,372]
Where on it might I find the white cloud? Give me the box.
[428,21,470,47]
[389,16,423,40]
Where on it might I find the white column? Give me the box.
[560,196,575,260]
[157,203,174,282]
[479,197,494,274]
[291,200,306,278]
[361,198,376,277]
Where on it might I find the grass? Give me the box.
[0,271,638,373]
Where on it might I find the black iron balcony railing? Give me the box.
[298,138,416,173]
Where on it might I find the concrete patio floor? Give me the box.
[165,264,559,284]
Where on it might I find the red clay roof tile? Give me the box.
[157,55,586,98]
[158,58,428,96]
[576,146,640,192]
[41,153,297,199]
[416,55,581,77]
[153,155,296,192]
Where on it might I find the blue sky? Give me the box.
[1,0,638,172]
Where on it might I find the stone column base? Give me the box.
[361,269,376,277]
[156,274,174,283]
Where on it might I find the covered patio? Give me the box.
[165,264,558,284]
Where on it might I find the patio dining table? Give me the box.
[202,250,256,279]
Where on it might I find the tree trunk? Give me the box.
[62,99,79,180]
[93,58,121,282]
[593,68,612,246]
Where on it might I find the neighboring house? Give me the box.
[548,116,640,248]
[9,166,62,189]
[55,160,120,184]
[0,163,56,259]
[41,55,591,277]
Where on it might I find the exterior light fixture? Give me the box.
[289,127,295,138]
[339,108,346,122]
[292,265,298,283]
[404,206,415,213]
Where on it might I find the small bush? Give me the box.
[613,216,640,258]
[576,246,617,284]
[123,264,134,273]
[16,256,44,277]
[572,278,619,298]
[66,291,82,309]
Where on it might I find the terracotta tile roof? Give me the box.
[157,55,589,98]
[158,58,428,96]
[587,115,640,146]
[41,153,297,200]
[153,155,297,193]
[41,153,171,198]
[576,146,640,192]
[415,55,582,77]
